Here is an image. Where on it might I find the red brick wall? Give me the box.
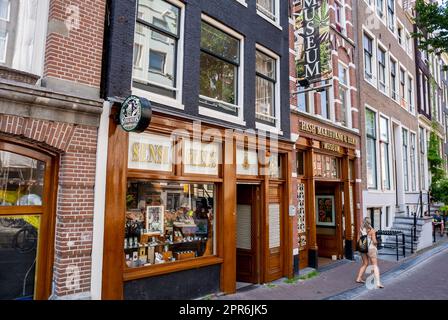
[44,0,106,87]
[0,114,97,297]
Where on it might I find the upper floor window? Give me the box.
[363,34,374,82]
[390,59,398,101]
[387,0,395,32]
[338,63,350,127]
[199,20,241,116]
[133,0,181,100]
[408,75,414,112]
[377,0,385,18]
[297,91,310,113]
[320,80,331,120]
[377,47,386,93]
[379,116,391,190]
[257,0,278,23]
[399,68,406,108]
[397,24,403,45]
[0,0,10,21]
[0,0,48,75]
[335,1,346,36]
[255,49,277,126]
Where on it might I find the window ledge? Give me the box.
[255,121,283,136]
[234,0,248,7]
[123,256,223,281]
[198,106,246,126]
[256,11,282,30]
[132,87,184,110]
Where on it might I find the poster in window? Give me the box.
[145,205,164,235]
[315,195,335,227]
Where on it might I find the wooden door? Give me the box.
[316,183,343,258]
[265,184,283,282]
[236,185,259,283]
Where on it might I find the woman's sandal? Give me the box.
[377,284,384,289]
[355,279,365,284]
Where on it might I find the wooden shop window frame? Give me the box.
[123,174,223,280]
[0,138,58,300]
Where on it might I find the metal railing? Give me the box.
[377,230,406,261]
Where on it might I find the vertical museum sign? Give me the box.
[294,0,331,82]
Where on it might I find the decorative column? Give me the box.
[305,139,318,268]
[342,153,353,260]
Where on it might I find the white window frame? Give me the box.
[256,0,282,30]
[335,0,347,36]
[377,40,388,95]
[0,30,7,63]
[379,113,392,191]
[405,30,413,58]
[398,64,407,109]
[0,0,10,22]
[366,105,380,190]
[337,61,352,128]
[389,53,399,103]
[376,0,387,25]
[255,43,282,135]
[132,0,185,110]
[387,0,396,33]
[407,73,415,114]
[363,27,377,88]
[234,0,248,7]
[198,14,246,126]
[402,127,409,192]
[396,19,404,46]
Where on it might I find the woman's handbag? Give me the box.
[356,234,369,253]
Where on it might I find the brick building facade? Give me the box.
[0,0,106,299]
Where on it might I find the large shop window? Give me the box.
[133,0,181,99]
[125,181,216,268]
[255,49,277,125]
[0,149,47,300]
[0,0,48,75]
[199,21,240,116]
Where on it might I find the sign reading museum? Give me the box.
[294,0,331,82]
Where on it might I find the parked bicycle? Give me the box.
[12,225,38,253]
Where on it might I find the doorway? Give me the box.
[236,184,261,285]
[315,181,343,260]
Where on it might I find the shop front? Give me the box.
[101,103,293,300]
[292,116,362,269]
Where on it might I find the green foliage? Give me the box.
[412,0,448,55]
[430,178,448,205]
[427,122,445,183]
[298,270,319,280]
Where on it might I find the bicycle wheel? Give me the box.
[13,227,38,253]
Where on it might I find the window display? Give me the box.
[124,181,215,268]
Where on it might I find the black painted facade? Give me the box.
[101,0,291,139]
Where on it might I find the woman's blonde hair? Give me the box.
[363,217,372,230]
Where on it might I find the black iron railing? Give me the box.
[377,230,406,261]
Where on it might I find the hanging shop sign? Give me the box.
[128,132,173,171]
[183,139,220,176]
[299,121,356,145]
[119,95,152,133]
[294,0,332,82]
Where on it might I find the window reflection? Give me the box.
[0,215,39,299]
[0,151,45,206]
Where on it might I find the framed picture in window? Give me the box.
[146,205,164,235]
[315,195,335,227]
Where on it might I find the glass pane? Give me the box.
[133,25,176,90]
[125,181,216,268]
[0,215,40,299]
[257,0,276,20]
[298,92,307,112]
[256,51,275,80]
[256,76,274,118]
[0,151,45,206]
[367,137,377,188]
[199,52,236,104]
[0,30,6,63]
[137,0,179,36]
[366,109,376,137]
[381,143,390,189]
[380,117,389,141]
[200,22,239,64]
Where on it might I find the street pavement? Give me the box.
[354,245,448,300]
[214,238,448,300]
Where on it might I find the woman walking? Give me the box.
[355,217,384,289]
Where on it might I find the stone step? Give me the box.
[390,223,423,230]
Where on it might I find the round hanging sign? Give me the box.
[119,95,152,133]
